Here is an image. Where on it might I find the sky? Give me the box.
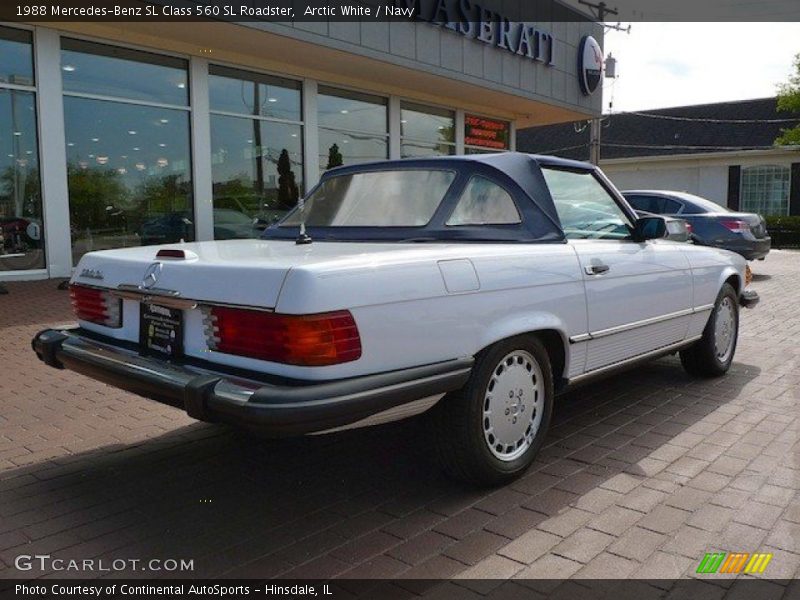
[600,23,800,113]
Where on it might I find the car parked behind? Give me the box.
[622,190,771,261]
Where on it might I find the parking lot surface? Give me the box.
[0,251,798,588]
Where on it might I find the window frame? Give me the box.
[60,37,190,110]
[0,24,45,274]
[542,166,637,242]
[59,36,196,265]
[208,63,303,126]
[399,100,456,158]
[740,164,791,217]
[317,85,390,170]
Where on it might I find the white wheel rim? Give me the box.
[714,297,736,363]
[482,350,544,462]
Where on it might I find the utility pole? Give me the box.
[589,118,602,165]
[578,1,620,165]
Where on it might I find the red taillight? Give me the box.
[721,219,750,234]
[69,284,122,328]
[685,222,693,233]
[204,307,362,366]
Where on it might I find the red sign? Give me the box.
[465,115,510,150]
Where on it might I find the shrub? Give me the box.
[765,215,800,248]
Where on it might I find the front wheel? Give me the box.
[430,335,554,486]
[680,283,739,378]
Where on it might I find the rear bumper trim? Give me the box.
[32,328,473,435]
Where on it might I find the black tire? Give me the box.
[680,283,739,378]
[430,334,554,486]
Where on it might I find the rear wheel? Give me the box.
[680,283,739,377]
[431,335,554,486]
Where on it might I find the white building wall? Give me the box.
[602,151,800,209]
[605,165,729,206]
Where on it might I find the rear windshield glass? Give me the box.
[281,169,456,227]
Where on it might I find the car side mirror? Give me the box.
[632,216,667,242]
[664,219,691,243]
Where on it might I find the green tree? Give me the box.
[326,143,344,170]
[776,53,800,146]
[276,148,300,209]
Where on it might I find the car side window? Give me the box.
[661,198,682,214]
[446,175,521,226]
[542,168,633,240]
[625,195,658,213]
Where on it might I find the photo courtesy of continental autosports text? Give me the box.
[14,583,331,597]
[0,0,798,599]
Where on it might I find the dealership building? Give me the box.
[0,5,601,281]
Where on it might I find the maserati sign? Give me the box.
[578,35,603,96]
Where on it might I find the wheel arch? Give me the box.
[719,266,742,297]
[477,315,570,384]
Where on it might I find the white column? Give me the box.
[510,121,517,152]
[34,27,72,278]
[302,79,319,190]
[455,109,466,155]
[189,57,214,241]
[389,95,401,159]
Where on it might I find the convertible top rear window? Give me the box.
[281,169,456,227]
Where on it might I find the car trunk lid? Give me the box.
[72,238,456,309]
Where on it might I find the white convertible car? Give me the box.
[33,154,759,485]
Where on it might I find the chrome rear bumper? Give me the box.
[32,328,473,436]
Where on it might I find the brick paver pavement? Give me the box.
[0,251,798,585]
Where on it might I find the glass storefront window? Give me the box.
[400,102,455,158]
[464,114,510,153]
[211,115,303,234]
[0,27,44,272]
[61,39,188,106]
[318,86,387,171]
[209,65,301,122]
[62,40,192,265]
[0,26,34,86]
[209,66,303,237]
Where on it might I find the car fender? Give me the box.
[477,312,572,379]
[717,264,743,296]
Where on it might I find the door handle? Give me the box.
[585,264,610,276]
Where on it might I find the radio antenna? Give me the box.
[295,195,312,245]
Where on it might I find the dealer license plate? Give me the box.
[139,303,184,358]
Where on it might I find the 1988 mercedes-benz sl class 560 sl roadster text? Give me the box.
[33,154,759,485]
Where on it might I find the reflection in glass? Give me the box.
[0,90,44,271]
[318,87,387,134]
[319,128,387,173]
[401,140,456,158]
[211,114,303,235]
[61,38,188,106]
[282,170,456,227]
[318,87,387,172]
[400,102,455,158]
[209,65,301,122]
[64,97,193,265]
[0,26,34,86]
